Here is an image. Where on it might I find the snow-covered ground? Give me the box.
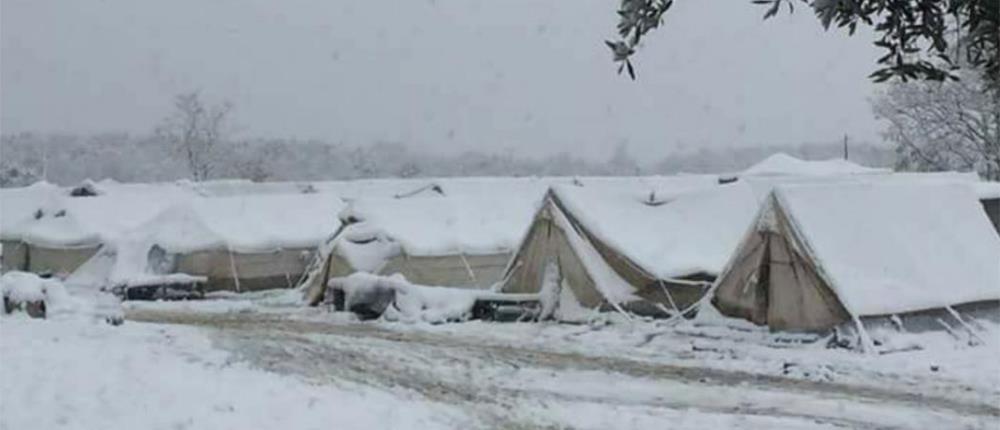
[5,292,997,429]
[0,315,471,430]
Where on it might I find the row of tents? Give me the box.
[0,184,343,292]
[304,173,1000,332]
[2,154,999,333]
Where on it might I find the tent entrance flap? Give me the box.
[711,231,770,325]
[765,224,849,331]
[712,197,852,332]
[502,202,609,309]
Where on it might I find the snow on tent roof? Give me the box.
[182,179,327,197]
[333,176,718,256]
[773,181,1000,317]
[4,192,178,247]
[319,176,555,201]
[742,153,889,177]
[133,194,344,253]
[0,181,63,240]
[339,184,549,256]
[550,175,753,280]
[130,203,225,252]
[92,180,197,199]
[316,176,717,202]
[556,175,720,200]
[736,170,988,203]
[974,181,1000,200]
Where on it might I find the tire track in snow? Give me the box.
[128,310,999,429]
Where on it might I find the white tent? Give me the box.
[0,191,175,277]
[502,175,744,316]
[713,181,1000,332]
[128,194,343,292]
[301,182,548,304]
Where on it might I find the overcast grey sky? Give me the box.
[1,0,883,160]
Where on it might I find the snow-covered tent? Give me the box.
[1,182,62,271]
[737,165,1000,234]
[0,191,174,277]
[738,153,889,178]
[98,194,345,292]
[302,183,546,305]
[0,212,101,277]
[501,176,750,316]
[712,182,1000,332]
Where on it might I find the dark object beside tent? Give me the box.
[115,279,206,301]
[326,282,395,320]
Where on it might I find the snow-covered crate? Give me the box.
[1,271,57,318]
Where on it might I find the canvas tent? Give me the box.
[107,194,344,292]
[302,183,547,305]
[0,182,62,273]
[0,191,174,277]
[501,177,752,317]
[0,179,207,275]
[712,182,1000,332]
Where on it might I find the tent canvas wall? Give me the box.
[101,194,342,293]
[0,196,102,277]
[0,239,99,277]
[175,247,315,292]
[713,182,1000,332]
[0,191,172,277]
[301,183,548,304]
[0,240,27,272]
[502,179,748,316]
[502,194,684,314]
[304,243,512,305]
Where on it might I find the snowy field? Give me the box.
[3,293,998,430]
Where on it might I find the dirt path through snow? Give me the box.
[127,309,999,429]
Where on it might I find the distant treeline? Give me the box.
[0,133,894,187]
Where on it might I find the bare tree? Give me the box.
[873,69,1000,180]
[156,92,233,181]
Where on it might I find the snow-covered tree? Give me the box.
[156,92,233,181]
[873,69,1000,180]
